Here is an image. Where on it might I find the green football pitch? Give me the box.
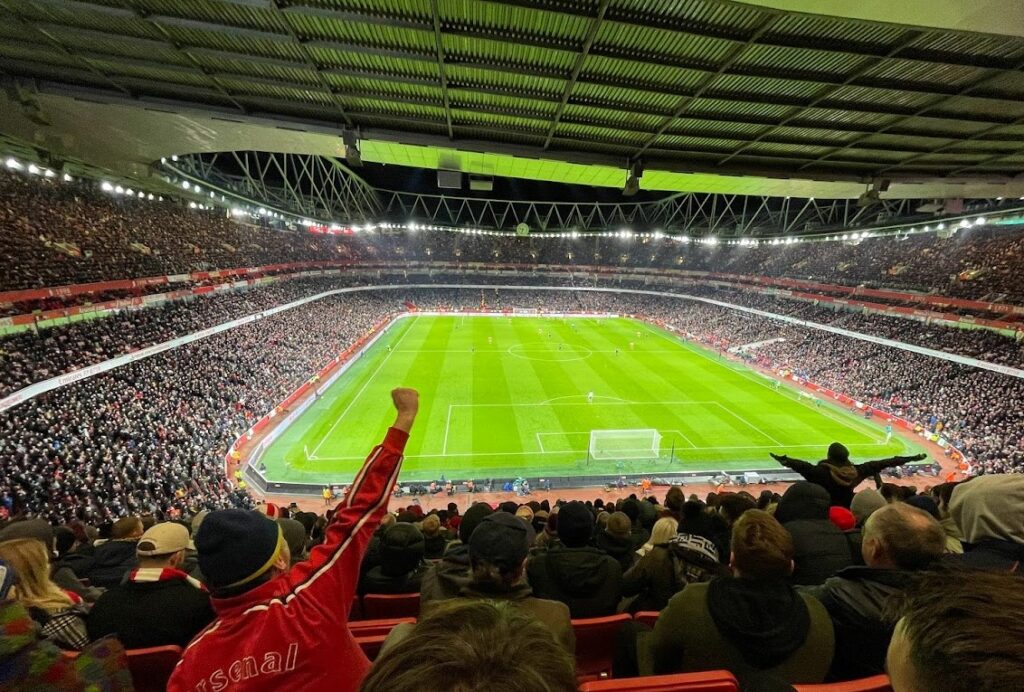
[259,315,924,485]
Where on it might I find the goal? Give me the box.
[589,429,662,461]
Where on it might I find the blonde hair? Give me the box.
[0,538,73,612]
[649,517,679,545]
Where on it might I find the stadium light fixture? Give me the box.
[125,188,134,196]
[4,158,22,170]
[974,217,986,226]
[171,155,178,161]
[181,181,190,190]
[189,202,197,209]
[148,193,154,200]
[63,173,73,182]
[101,181,113,191]
[959,219,971,228]
[194,185,202,194]
[43,168,55,178]
[27,164,40,175]
[114,185,124,194]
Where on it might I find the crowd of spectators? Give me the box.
[6,168,1024,303]
[2,415,1022,689]
[3,286,1023,531]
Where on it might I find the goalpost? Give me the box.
[588,429,662,461]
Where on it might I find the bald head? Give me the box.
[862,502,945,570]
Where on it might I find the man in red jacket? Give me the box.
[168,388,418,692]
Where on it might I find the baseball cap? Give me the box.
[137,522,190,557]
[469,513,534,570]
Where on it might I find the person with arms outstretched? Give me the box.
[168,388,418,692]
[770,442,925,508]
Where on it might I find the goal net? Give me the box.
[589,429,662,461]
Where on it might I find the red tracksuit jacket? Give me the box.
[167,427,407,692]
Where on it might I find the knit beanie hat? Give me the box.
[850,488,887,525]
[950,474,1024,544]
[607,512,632,540]
[459,503,495,543]
[828,506,857,532]
[557,501,594,548]
[827,442,851,465]
[196,509,284,591]
[469,513,533,571]
[380,523,425,577]
[515,506,534,523]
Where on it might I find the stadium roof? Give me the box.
[2,1,1024,199]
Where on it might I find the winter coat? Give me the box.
[0,600,132,691]
[621,535,725,613]
[422,533,449,560]
[420,544,472,606]
[168,426,408,692]
[775,483,854,585]
[81,540,139,588]
[526,546,622,618]
[955,538,1024,573]
[778,457,909,508]
[360,563,427,595]
[801,566,913,681]
[87,572,215,649]
[647,578,833,684]
[594,530,636,573]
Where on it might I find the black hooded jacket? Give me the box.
[777,455,909,508]
[526,545,622,618]
[594,530,636,573]
[775,483,854,586]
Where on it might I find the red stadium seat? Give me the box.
[361,593,420,619]
[350,595,363,621]
[348,617,415,637]
[794,675,893,692]
[573,614,632,679]
[126,645,184,692]
[354,633,388,661]
[634,611,660,629]
[579,670,740,691]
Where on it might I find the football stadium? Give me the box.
[0,1,1023,690]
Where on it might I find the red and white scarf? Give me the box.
[127,567,207,592]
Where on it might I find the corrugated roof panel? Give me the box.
[799,107,898,128]
[898,115,991,136]
[907,152,998,164]
[943,140,1020,153]
[443,35,578,72]
[735,44,869,78]
[556,122,648,146]
[450,109,549,134]
[287,15,434,52]
[573,82,680,112]
[912,32,1024,61]
[306,47,436,77]
[195,56,320,86]
[771,126,860,145]
[616,0,767,34]
[939,95,1024,120]
[582,55,707,92]
[134,0,291,34]
[450,89,558,119]
[653,134,743,152]
[745,142,832,159]
[345,100,448,122]
[154,26,308,63]
[563,104,663,131]
[446,64,564,98]
[855,133,954,151]
[975,71,1024,97]
[712,74,823,99]
[440,0,595,42]
[300,0,433,18]
[863,59,982,89]
[595,23,735,65]
[454,125,547,147]
[0,44,80,68]
[14,4,160,42]
[329,77,442,102]
[829,148,915,162]
[768,14,908,46]
[688,97,792,120]
[828,85,934,109]
[552,139,637,159]
[670,117,763,138]
[86,60,211,88]
[23,27,190,67]
[217,78,333,105]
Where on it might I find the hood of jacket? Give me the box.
[540,546,615,594]
[706,576,811,670]
[775,482,831,523]
[950,474,1024,544]
[821,461,859,487]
